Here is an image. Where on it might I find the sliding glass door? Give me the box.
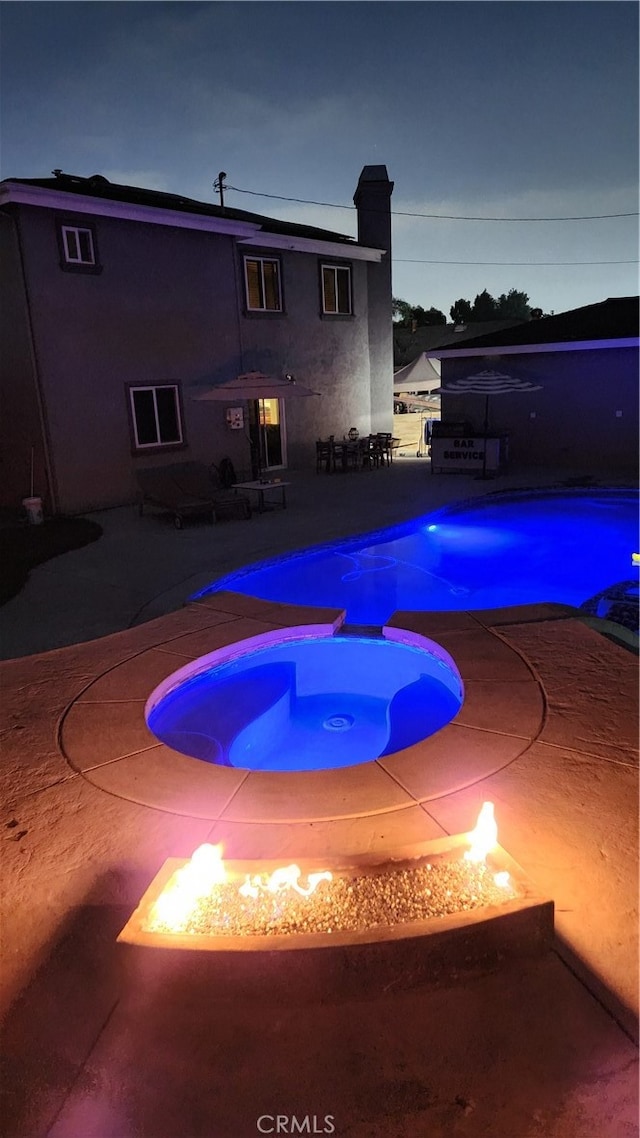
[249,398,286,477]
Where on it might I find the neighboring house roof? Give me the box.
[3,171,358,246]
[393,319,525,366]
[430,297,639,358]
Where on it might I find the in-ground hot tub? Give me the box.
[146,626,464,772]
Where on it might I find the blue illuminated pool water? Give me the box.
[147,633,463,772]
[194,489,639,626]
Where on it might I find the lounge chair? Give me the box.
[171,461,251,521]
[136,463,250,529]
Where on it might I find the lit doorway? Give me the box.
[249,398,286,477]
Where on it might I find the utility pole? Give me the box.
[214,171,227,209]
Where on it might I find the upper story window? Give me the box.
[244,255,282,312]
[321,263,352,315]
[62,225,95,265]
[56,219,101,274]
[129,384,183,450]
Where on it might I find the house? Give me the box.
[393,318,527,368]
[429,297,639,475]
[0,166,394,514]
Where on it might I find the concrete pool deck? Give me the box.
[1,460,638,1137]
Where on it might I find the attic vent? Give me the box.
[89,175,110,186]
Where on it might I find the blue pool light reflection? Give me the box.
[194,490,639,626]
[146,632,463,772]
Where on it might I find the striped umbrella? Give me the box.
[434,368,543,478]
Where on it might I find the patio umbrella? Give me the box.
[192,372,321,479]
[192,371,321,401]
[433,368,542,479]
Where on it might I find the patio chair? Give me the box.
[136,466,216,529]
[360,435,382,470]
[316,439,334,474]
[171,461,251,522]
[375,433,393,466]
[136,464,250,529]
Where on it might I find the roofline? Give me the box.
[0,182,261,237]
[431,338,639,359]
[236,232,382,262]
[0,181,383,259]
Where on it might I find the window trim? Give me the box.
[320,260,353,316]
[55,217,102,274]
[127,383,185,453]
[242,253,283,314]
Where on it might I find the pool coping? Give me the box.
[58,592,560,824]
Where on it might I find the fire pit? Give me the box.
[118,806,554,990]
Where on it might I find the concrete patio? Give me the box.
[1,459,638,1138]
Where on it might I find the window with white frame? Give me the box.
[61,225,96,266]
[244,255,282,311]
[321,263,352,315]
[129,385,183,449]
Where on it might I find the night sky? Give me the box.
[1,1,637,317]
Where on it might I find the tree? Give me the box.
[471,289,498,321]
[450,297,473,323]
[393,298,446,327]
[423,306,447,326]
[411,305,446,327]
[496,288,531,320]
[451,288,538,323]
[392,297,413,324]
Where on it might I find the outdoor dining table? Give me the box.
[316,435,398,472]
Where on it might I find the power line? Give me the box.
[395,257,638,266]
[227,183,638,222]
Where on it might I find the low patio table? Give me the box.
[232,480,289,512]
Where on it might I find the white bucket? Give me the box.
[22,496,43,525]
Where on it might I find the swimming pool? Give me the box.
[194,489,639,626]
[146,628,463,772]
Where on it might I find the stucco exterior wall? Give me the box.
[16,207,254,511]
[440,347,639,475]
[237,250,373,469]
[0,213,49,511]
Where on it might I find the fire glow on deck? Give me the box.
[117,804,553,958]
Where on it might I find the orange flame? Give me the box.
[148,843,227,930]
[464,802,512,890]
[464,801,498,863]
[239,865,333,898]
[147,844,332,933]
